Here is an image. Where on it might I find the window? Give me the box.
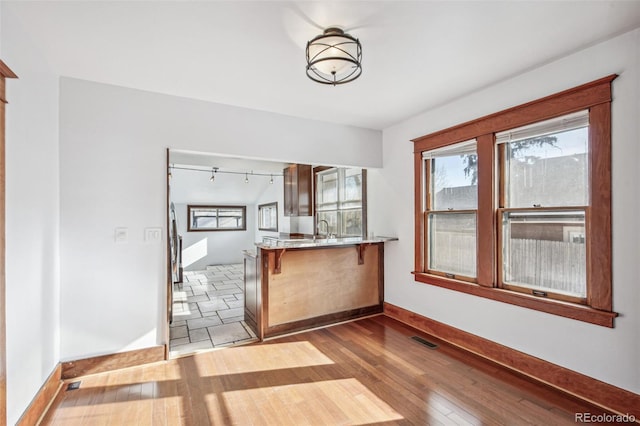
[258,202,278,231]
[315,167,366,237]
[187,205,246,232]
[423,140,477,280]
[412,75,617,327]
[498,111,589,304]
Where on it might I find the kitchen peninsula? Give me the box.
[243,237,396,339]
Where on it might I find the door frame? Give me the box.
[0,59,18,425]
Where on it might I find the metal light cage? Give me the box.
[306,27,362,86]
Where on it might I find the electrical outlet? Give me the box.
[145,227,162,242]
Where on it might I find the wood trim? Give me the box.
[0,61,17,79]
[61,346,165,380]
[412,74,617,152]
[383,303,640,419]
[412,75,617,327]
[413,153,424,272]
[16,364,62,426]
[476,134,494,287]
[0,62,17,426]
[0,74,7,426]
[186,205,247,232]
[412,272,616,327]
[587,102,613,311]
[261,248,270,340]
[264,305,383,338]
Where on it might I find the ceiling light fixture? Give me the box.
[269,174,274,184]
[245,173,249,184]
[306,27,362,86]
[210,167,218,182]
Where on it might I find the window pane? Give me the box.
[502,210,586,298]
[340,210,362,237]
[343,168,362,202]
[428,213,476,277]
[431,154,477,211]
[317,211,338,236]
[188,206,245,231]
[218,208,243,228]
[317,170,338,210]
[195,216,217,228]
[316,167,365,238]
[258,203,278,230]
[505,127,588,208]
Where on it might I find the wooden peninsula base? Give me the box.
[245,242,384,339]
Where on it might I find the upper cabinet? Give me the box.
[283,164,312,216]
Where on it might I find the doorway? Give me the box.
[166,150,288,357]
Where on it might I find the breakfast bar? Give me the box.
[243,237,396,339]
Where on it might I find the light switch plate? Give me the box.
[145,227,162,242]
[114,227,128,243]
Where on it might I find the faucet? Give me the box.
[317,220,330,239]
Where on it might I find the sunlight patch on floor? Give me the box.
[222,378,404,425]
[194,341,334,375]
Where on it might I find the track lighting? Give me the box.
[167,165,283,182]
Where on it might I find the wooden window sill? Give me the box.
[412,272,617,327]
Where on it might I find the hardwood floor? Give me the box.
[41,316,614,425]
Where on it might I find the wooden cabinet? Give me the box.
[283,164,312,216]
[243,250,260,337]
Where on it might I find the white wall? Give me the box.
[2,7,61,425]
[175,203,255,269]
[372,28,640,393]
[59,78,381,361]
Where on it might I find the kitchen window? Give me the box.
[315,167,366,238]
[258,202,278,232]
[187,205,246,232]
[412,75,617,327]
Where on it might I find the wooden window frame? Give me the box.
[412,75,617,327]
[258,202,278,232]
[187,205,247,232]
[422,140,479,283]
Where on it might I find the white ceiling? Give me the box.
[5,1,640,131]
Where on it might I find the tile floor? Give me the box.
[169,263,257,357]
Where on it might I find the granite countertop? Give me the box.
[256,236,398,250]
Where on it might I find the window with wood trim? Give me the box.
[187,205,246,232]
[412,75,617,327]
[423,140,478,282]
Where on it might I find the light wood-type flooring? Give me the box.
[41,316,612,425]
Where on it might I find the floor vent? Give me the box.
[411,336,438,349]
[66,381,81,391]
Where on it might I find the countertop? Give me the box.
[256,236,398,250]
